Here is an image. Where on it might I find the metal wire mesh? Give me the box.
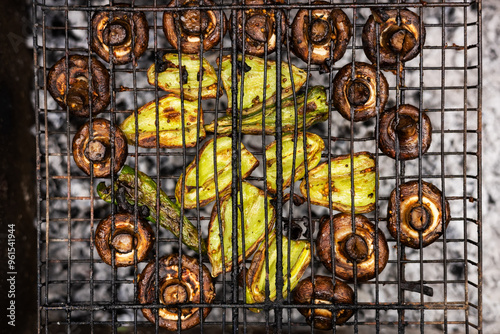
[33,0,482,333]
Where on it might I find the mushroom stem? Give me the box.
[308,18,331,45]
[111,232,136,254]
[344,234,369,262]
[347,80,370,107]
[245,14,271,42]
[408,205,431,231]
[180,9,209,35]
[66,78,89,113]
[103,20,131,46]
[84,139,109,162]
[396,114,418,142]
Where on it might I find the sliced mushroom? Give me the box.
[293,276,354,329]
[234,0,287,56]
[362,8,425,68]
[47,55,110,117]
[138,254,215,331]
[332,62,389,122]
[163,0,226,53]
[91,6,149,64]
[379,104,432,160]
[95,213,154,267]
[291,2,351,71]
[387,180,450,249]
[72,118,128,177]
[316,214,389,282]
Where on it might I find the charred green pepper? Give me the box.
[219,55,308,115]
[205,86,329,135]
[207,182,275,277]
[147,53,221,101]
[175,136,259,209]
[120,95,205,148]
[300,152,376,213]
[265,132,325,194]
[245,232,311,310]
[97,165,206,254]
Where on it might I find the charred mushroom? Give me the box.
[234,0,287,56]
[138,254,215,331]
[291,2,351,71]
[379,104,432,160]
[163,0,226,53]
[362,8,425,69]
[387,180,450,249]
[95,213,154,267]
[72,118,128,177]
[91,6,149,64]
[332,62,389,122]
[316,214,389,282]
[293,276,354,329]
[47,55,110,117]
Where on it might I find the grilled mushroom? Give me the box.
[332,62,389,122]
[362,8,425,69]
[293,276,354,329]
[47,55,110,117]
[233,0,287,56]
[387,180,450,249]
[291,2,351,71]
[95,213,154,267]
[91,6,149,64]
[138,254,215,331]
[72,118,128,177]
[163,0,226,53]
[316,214,389,282]
[379,104,432,160]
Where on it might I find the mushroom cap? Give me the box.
[379,104,432,160]
[91,7,149,64]
[72,118,128,177]
[163,0,226,53]
[233,0,287,56]
[316,213,389,282]
[47,55,110,117]
[387,180,450,249]
[362,8,425,68]
[332,62,389,122]
[291,2,351,68]
[95,213,154,267]
[138,254,215,331]
[293,275,354,329]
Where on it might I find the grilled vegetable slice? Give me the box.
[207,182,275,277]
[147,53,221,101]
[120,95,205,148]
[175,136,259,209]
[245,232,311,310]
[219,55,308,115]
[300,152,376,213]
[97,165,206,254]
[265,132,324,194]
[205,86,329,135]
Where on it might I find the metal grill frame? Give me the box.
[33,0,483,333]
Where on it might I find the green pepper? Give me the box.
[207,182,275,277]
[175,136,259,209]
[245,232,311,311]
[219,55,308,115]
[205,85,329,135]
[96,165,206,254]
[300,152,376,213]
[147,53,221,101]
[120,95,205,148]
[265,132,325,194]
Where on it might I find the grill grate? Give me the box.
[33,0,482,333]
